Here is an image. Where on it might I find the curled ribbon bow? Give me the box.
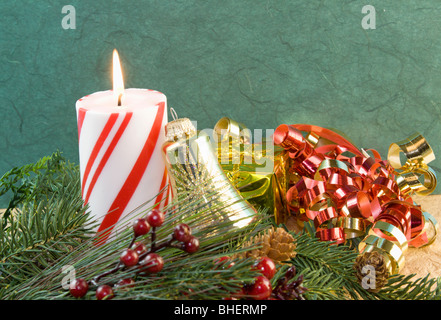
[388,132,437,196]
[274,124,438,275]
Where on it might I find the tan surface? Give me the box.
[401,195,441,279]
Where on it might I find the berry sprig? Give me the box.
[69,209,200,300]
[218,256,276,300]
[245,257,276,300]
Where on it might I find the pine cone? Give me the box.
[354,251,389,292]
[237,227,296,264]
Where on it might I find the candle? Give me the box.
[76,50,169,242]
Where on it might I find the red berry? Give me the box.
[146,209,165,227]
[120,249,139,267]
[248,276,272,300]
[69,278,89,298]
[132,241,147,256]
[255,257,276,280]
[115,278,135,290]
[182,236,199,253]
[173,223,192,242]
[96,285,114,300]
[132,218,150,237]
[138,253,164,274]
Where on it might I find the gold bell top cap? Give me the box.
[165,108,197,141]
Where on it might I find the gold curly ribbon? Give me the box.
[388,132,437,196]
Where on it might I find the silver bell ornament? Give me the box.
[161,109,257,230]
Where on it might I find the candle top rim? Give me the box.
[76,88,166,112]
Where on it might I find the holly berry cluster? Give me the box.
[219,256,307,300]
[69,209,200,300]
[216,256,275,300]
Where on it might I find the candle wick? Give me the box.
[117,93,122,107]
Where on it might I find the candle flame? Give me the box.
[113,49,124,106]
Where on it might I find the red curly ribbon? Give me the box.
[274,124,434,257]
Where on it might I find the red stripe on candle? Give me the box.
[84,112,133,205]
[77,108,87,139]
[81,113,119,197]
[97,102,165,243]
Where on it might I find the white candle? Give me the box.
[76,50,169,242]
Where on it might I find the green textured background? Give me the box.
[1,0,440,205]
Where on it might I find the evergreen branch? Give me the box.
[0,150,65,223]
[289,232,359,300]
[0,153,96,291]
[1,175,270,300]
[294,267,343,300]
[376,273,440,300]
